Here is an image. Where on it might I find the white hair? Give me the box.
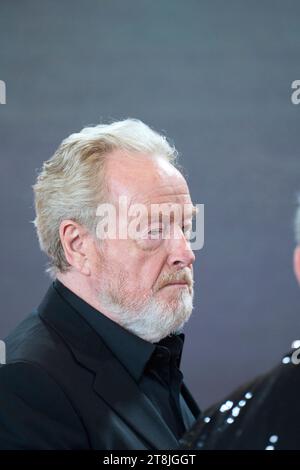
[32,119,179,279]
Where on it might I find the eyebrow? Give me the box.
[143,204,198,225]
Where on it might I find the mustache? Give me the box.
[156,269,194,291]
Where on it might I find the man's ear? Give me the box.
[293,246,300,286]
[59,220,91,275]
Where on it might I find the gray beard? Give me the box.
[98,286,194,343]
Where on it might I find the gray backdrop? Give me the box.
[0,0,299,409]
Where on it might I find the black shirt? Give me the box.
[54,279,197,438]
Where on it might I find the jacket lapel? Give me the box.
[181,383,201,419]
[38,284,179,449]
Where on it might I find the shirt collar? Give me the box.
[53,279,184,381]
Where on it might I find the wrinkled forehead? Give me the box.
[106,150,192,208]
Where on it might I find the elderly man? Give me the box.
[0,119,200,449]
[181,198,300,450]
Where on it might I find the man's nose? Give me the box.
[166,228,195,269]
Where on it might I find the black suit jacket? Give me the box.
[0,284,200,450]
[181,348,300,450]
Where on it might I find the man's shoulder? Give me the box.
[182,350,300,450]
[0,359,90,449]
[0,311,92,449]
[208,350,300,423]
[4,309,66,365]
[206,349,300,413]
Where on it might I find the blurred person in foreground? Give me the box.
[0,119,201,449]
[181,197,300,450]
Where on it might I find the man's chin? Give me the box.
[97,287,193,343]
[163,298,194,334]
[160,288,194,309]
